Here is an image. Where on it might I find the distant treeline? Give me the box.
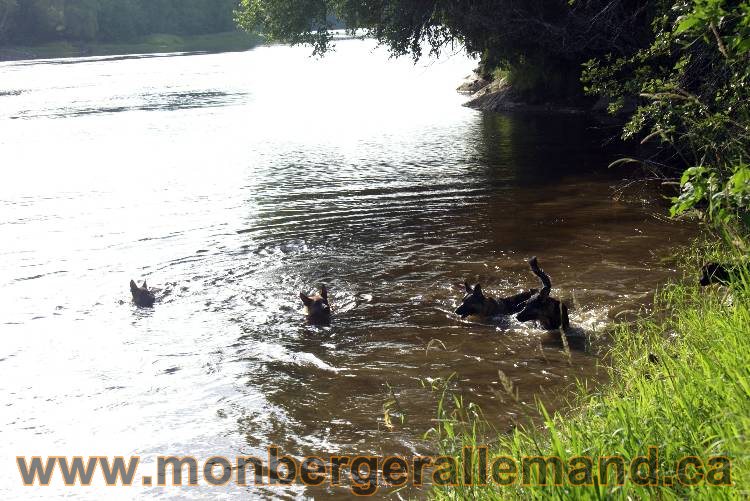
[0,0,242,45]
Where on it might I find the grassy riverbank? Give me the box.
[0,31,264,61]
[431,236,749,499]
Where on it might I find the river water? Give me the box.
[0,39,692,499]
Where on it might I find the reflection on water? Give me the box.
[0,40,692,499]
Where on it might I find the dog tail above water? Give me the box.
[529,256,552,289]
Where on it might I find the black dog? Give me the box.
[699,263,734,286]
[299,285,331,324]
[516,257,570,331]
[130,279,156,307]
[455,282,537,319]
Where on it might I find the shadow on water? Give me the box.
[475,111,629,183]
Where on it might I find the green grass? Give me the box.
[430,235,750,499]
[0,31,264,60]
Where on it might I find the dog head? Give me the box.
[130,279,156,307]
[516,287,569,331]
[699,263,730,286]
[455,282,489,318]
[300,285,330,322]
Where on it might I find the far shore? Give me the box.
[0,31,264,62]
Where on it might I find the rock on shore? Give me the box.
[457,72,587,114]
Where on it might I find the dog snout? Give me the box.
[455,305,469,318]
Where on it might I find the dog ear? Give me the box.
[699,266,710,286]
[142,280,147,290]
[130,280,138,292]
[299,292,313,306]
[464,281,473,294]
[473,284,482,296]
[320,285,328,300]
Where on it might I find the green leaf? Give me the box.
[675,15,703,34]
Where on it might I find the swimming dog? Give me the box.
[299,285,331,323]
[455,282,538,319]
[516,257,570,331]
[130,279,156,307]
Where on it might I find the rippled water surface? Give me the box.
[0,40,693,499]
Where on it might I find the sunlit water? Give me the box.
[0,39,693,499]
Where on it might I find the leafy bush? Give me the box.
[583,0,750,226]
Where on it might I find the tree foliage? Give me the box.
[0,0,242,45]
[584,0,750,225]
[237,0,655,101]
[238,0,652,59]
[0,0,18,43]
